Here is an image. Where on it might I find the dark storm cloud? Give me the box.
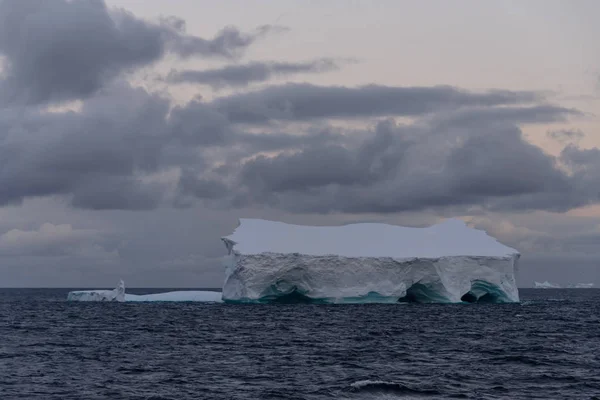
[168,99,235,146]
[167,59,340,88]
[235,129,345,152]
[70,176,164,211]
[0,84,173,209]
[239,121,403,194]
[178,170,230,200]
[0,0,279,105]
[560,145,600,203]
[213,83,542,123]
[0,75,595,215]
[225,116,599,214]
[489,145,600,213]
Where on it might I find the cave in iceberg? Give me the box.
[221,218,520,304]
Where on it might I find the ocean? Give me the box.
[1,288,599,399]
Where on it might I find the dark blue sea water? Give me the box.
[1,288,599,399]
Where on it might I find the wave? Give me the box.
[349,380,441,396]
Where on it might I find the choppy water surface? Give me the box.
[1,288,599,399]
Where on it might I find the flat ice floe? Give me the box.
[125,291,222,302]
[67,280,222,302]
[67,280,126,302]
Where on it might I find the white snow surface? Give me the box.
[222,218,518,258]
[67,280,222,302]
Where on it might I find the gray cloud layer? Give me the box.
[0,0,280,105]
[213,83,544,123]
[227,118,591,214]
[0,84,171,209]
[0,77,594,215]
[167,59,340,88]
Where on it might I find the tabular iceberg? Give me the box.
[534,281,561,289]
[567,283,594,289]
[67,280,222,302]
[221,218,520,304]
[125,291,222,302]
[67,280,126,302]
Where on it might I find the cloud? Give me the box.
[235,129,346,152]
[168,99,235,146]
[428,105,580,128]
[160,20,287,59]
[0,0,279,105]
[0,84,175,209]
[167,59,341,89]
[213,83,542,123]
[0,73,595,216]
[0,76,593,215]
[465,212,600,257]
[0,223,116,258]
[204,115,600,215]
[547,129,585,144]
[177,170,229,201]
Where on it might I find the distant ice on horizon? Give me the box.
[534,281,561,289]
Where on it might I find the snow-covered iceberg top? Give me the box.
[67,280,222,302]
[222,218,518,258]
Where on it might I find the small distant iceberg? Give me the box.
[567,283,595,289]
[67,280,222,302]
[534,281,561,289]
[67,280,126,301]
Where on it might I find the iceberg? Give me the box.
[567,283,594,289]
[125,291,222,302]
[221,218,520,304]
[67,280,222,302]
[534,281,561,289]
[67,280,126,302]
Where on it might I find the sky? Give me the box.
[0,0,599,288]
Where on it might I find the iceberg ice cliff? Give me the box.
[221,219,520,304]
